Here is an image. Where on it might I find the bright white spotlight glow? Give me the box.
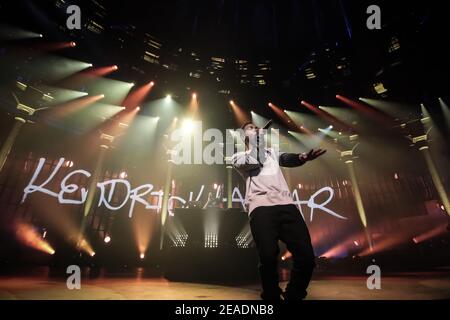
[91,252,96,257]
[213,183,218,189]
[140,253,145,259]
[329,125,333,129]
[182,119,194,133]
[119,171,128,179]
[165,94,172,102]
[64,160,74,168]
[104,236,111,243]
[150,81,155,86]
[192,93,197,99]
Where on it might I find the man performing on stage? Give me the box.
[232,122,326,300]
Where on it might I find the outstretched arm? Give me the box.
[279,149,326,167]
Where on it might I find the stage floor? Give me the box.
[1,269,450,299]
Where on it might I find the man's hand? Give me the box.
[300,149,326,162]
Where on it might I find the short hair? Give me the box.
[240,121,253,130]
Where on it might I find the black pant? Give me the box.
[249,204,315,300]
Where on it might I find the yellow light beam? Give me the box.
[420,146,450,216]
[345,160,373,250]
[160,160,174,250]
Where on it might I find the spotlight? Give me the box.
[165,94,172,101]
[182,119,194,133]
[192,93,197,99]
[136,106,140,111]
[91,252,96,257]
[268,102,272,107]
[150,81,155,86]
[336,94,340,98]
[39,34,43,38]
[329,125,333,129]
[155,117,160,121]
[70,41,76,47]
[65,160,74,168]
[283,109,287,112]
[112,65,118,70]
[104,236,111,243]
[99,94,105,99]
[121,106,126,110]
[88,63,93,67]
[119,171,128,179]
[300,100,306,105]
[229,100,234,105]
[130,82,135,87]
[140,253,145,260]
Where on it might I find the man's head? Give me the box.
[241,121,258,136]
[238,121,259,149]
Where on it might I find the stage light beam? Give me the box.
[15,222,55,255]
[438,97,450,129]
